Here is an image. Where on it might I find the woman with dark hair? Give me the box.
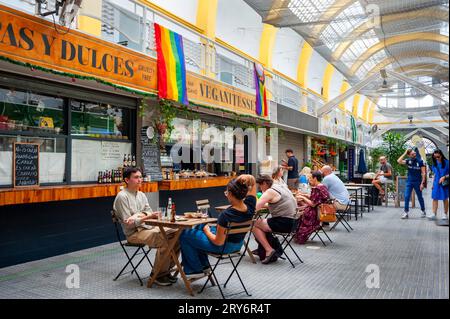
[179,175,256,279]
[294,171,331,244]
[430,149,449,221]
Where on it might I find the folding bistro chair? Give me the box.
[196,199,211,215]
[272,209,304,268]
[329,203,354,232]
[310,223,333,246]
[199,219,255,299]
[111,210,153,286]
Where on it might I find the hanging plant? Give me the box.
[140,98,178,148]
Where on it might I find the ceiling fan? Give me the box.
[376,69,394,94]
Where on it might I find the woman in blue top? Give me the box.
[180,175,256,279]
[430,149,449,221]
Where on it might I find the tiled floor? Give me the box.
[0,197,448,299]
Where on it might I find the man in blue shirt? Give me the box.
[282,149,299,189]
[397,149,427,219]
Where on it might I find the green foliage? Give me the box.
[369,132,407,177]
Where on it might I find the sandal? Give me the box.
[261,250,277,264]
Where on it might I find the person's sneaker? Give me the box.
[185,272,205,280]
[167,274,178,283]
[401,212,409,219]
[441,214,448,221]
[427,214,437,221]
[421,211,427,218]
[203,267,212,275]
[154,276,172,286]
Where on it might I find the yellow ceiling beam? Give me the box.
[367,51,449,75]
[332,7,449,60]
[322,63,335,102]
[352,94,361,118]
[297,42,313,88]
[368,104,376,124]
[362,99,371,122]
[338,80,350,111]
[196,0,218,38]
[350,32,449,76]
[259,24,278,69]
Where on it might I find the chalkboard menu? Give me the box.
[13,142,40,187]
[141,127,163,181]
[395,176,407,207]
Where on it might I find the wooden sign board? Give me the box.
[13,142,39,188]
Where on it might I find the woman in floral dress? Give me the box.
[295,171,331,244]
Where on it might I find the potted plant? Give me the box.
[140,98,178,149]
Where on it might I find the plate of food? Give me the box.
[184,212,204,218]
[175,216,188,221]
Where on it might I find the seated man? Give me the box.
[321,165,350,211]
[372,156,393,198]
[113,167,179,286]
[253,175,298,264]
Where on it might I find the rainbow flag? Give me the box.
[154,23,188,105]
[254,63,268,117]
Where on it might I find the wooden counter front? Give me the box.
[158,177,233,191]
[0,182,158,206]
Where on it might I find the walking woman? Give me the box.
[294,171,331,244]
[430,149,449,221]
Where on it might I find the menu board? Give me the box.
[141,127,163,181]
[395,176,407,207]
[13,142,39,187]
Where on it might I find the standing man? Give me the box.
[113,167,179,286]
[372,156,393,198]
[282,149,299,190]
[397,149,427,219]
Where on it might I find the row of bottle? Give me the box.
[97,170,122,184]
[167,197,176,222]
[123,154,137,168]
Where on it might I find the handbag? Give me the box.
[442,176,449,187]
[317,200,337,222]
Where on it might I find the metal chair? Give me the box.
[196,199,211,215]
[329,203,354,232]
[272,208,304,268]
[111,210,153,286]
[199,219,255,299]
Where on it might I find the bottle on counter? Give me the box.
[98,171,102,184]
[171,202,176,222]
[127,154,132,167]
[131,155,136,168]
[167,197,172,221]
[102,171,107,184]
[123,154,128,168]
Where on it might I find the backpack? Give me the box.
[255,232,283,262]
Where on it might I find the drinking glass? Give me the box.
[159,207,167,220]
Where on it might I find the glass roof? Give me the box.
[288,0,335,24]
[320,2,367,51]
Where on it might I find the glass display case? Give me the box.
[70,100,130,140]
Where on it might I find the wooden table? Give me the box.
[145,217,217,296]
[345,186,363,220]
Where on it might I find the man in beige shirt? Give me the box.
[113,167,179,286]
